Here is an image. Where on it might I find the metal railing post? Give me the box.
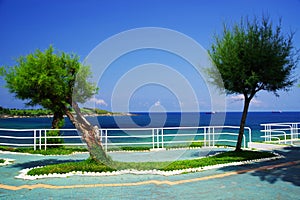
[204,127,206,147]
[44,130,47,150]
[284,131,287,144]
[296,123,299,140]
[39,129,42,150]
[212,127,215,147]
[152,128,155,149]
[156,129,159,148]
[161,128,164,149]
[247,127,252,144]
[291,123,297,144]
[105,129,108,152]
[208,127,211,147]
[33,130,36,151]
[264,125,268,142]
[265,125,271,142]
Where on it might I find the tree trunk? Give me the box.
[50,111,65,147]
[235,97,251,151]
[51,112,64,129]
[81,126,112,165]
[64,103,112,166]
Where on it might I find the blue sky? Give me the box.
[0,0,300,112]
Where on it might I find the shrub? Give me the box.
[36,130,64,149]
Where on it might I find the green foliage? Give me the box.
[118,146,151,151]
[80,107,113,115]
[0,107,52,117]
[0,106,115,117]
[27,150,276,176]
[189,141,204,148]
[209,16,298,98]
[27,158,115,176]
[27,147,87,155]
[163,150,273,170]
[0,67,5,78]
[0,146,15,152]
[164,141,204,149]
[94,108,113,115]
[41,130,64,148]
[0,159,5,164]
[0,146,88,155]
[1,45,98,123]
[208,15,299,151]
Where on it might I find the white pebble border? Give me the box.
[15,153,284,180]
[0,158,15,166]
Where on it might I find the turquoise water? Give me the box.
[0,112,299,144]
[1,112,299,128]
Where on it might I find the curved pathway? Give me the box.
[0,147,299,199]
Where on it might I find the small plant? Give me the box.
[36,130,64,149]
[0,146,15,151]
[47,130,64,148]
[189,141,204,148]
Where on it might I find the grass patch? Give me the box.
[189,141,204,148]
[108,146,151,151]
[27,150,276,176]
[27,158,115,175]
[0,145,151,154]
[1,144,206,155]
[162,150,273,171]
[0,146,88,155]
[0,146,15,152]
[165,141,204,149]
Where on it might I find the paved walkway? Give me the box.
[0,147,299,199]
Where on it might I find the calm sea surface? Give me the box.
[0,112,299,142]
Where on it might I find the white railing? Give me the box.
[260,122,300,145]
[0,128,81,150]
[0,126,252,151]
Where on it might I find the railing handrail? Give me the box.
[0,125,252,151]
[260,122,300,126]
[0,126,250,132]
[260,122,300,145]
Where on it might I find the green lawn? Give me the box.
[0,146,88,155]
[0,143,205,155]
[27,150,276,176]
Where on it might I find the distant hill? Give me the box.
[0,106,119,118]
[0,107,52,118]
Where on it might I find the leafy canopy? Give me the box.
[208,16,298,100]
[208,15,299,151]
[2,46,98,113]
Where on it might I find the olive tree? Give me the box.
[208,16,299,151]
[1,46,112,164]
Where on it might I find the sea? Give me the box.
[0,112,299,144]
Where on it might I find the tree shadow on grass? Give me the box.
[218,146,300,187]
[10,159,84,170]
